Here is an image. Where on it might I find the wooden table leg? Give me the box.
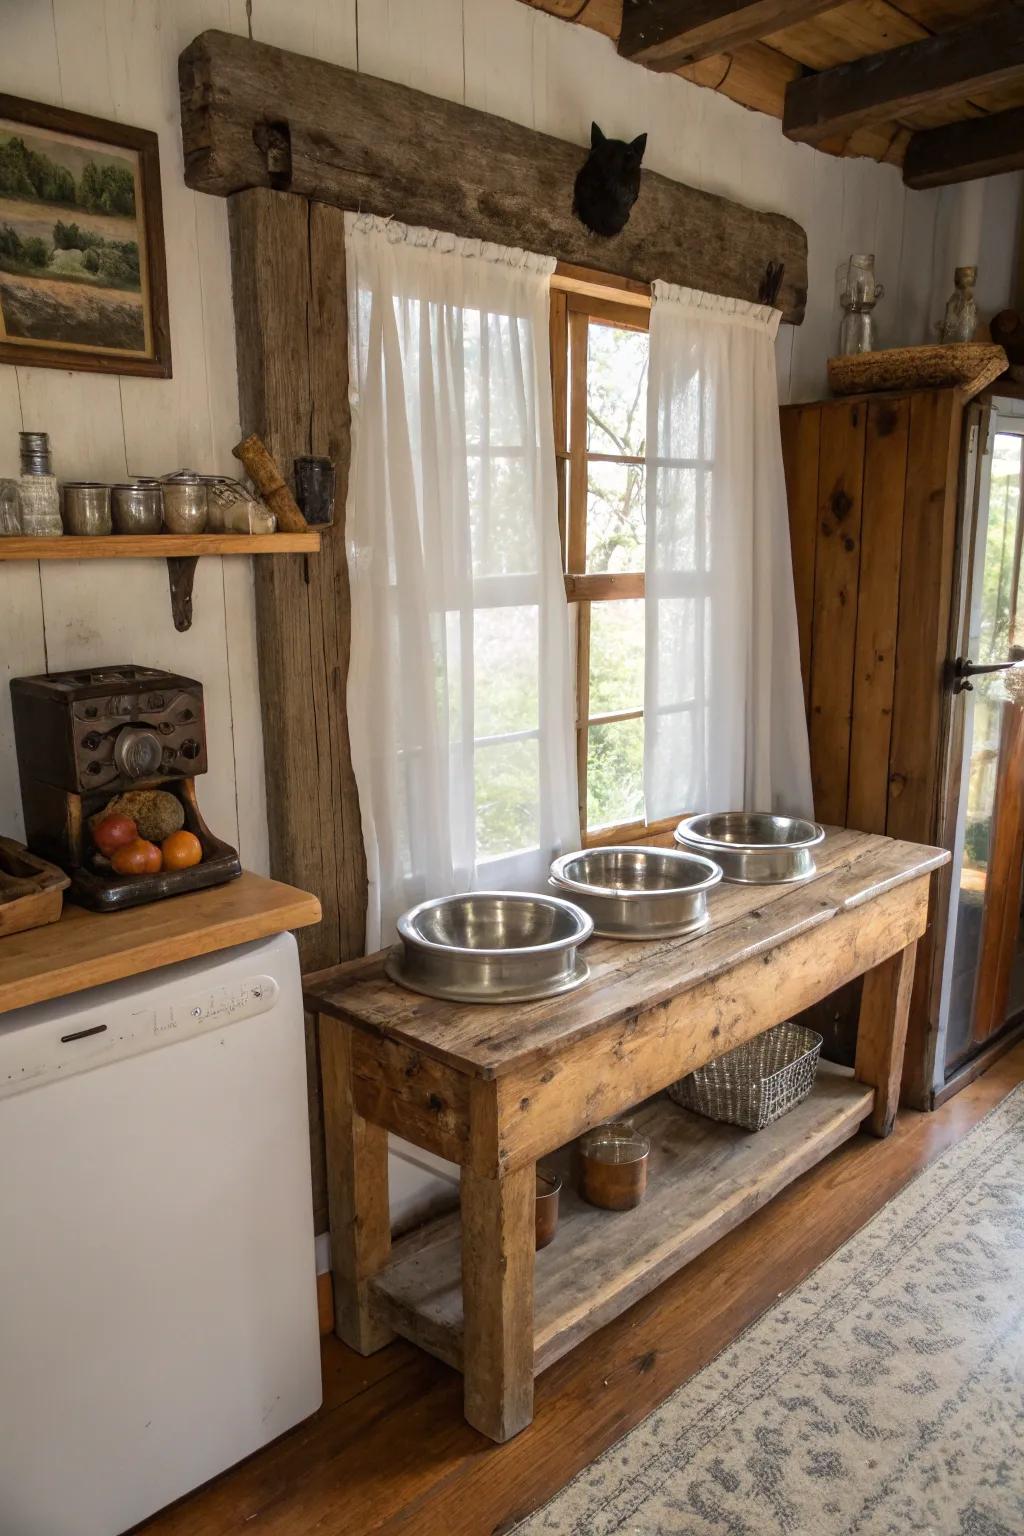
[461,1163,535,1442]
[319,1015,393,1354]
[854,941,918,1137]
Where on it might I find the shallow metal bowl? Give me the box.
[674,811,825,884]
[549,846,722,939]
[385,890,594,1004]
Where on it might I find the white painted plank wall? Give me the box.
[0,0,1020,873]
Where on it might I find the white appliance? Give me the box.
[0,930,322,1536]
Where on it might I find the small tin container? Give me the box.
[19,431,52,476]
[535,1170,562,1250]
[579,1123,650,1211]
[111,481,163,534]
[62,482,112,536]
[161,471,208,534]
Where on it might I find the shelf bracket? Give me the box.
[166,556,199,631]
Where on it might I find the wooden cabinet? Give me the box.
[781,388,967,1106]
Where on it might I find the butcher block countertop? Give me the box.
[306,827,949,1079]
[0,872,321,1015]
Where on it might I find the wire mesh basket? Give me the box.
[668,1021,823,1131]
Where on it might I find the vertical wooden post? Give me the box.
[461,1162,536,1442]
[229,188,367,1231]
[854,939,918,1137]
[320,1016,393,1354]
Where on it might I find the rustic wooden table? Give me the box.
[305,828,948,1443]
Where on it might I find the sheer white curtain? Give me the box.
[344,213,579,950]
[644,283,812,821]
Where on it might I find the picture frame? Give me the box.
[0,94,171,378]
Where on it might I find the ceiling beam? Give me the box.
[619,0,846,70]
[903,105,1024,188]
[784,4,1024,146]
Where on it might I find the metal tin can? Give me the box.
[112,481,163,535]
[62,482,112,536]
[161,471,208,534]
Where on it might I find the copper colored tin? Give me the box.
[535,1169,562,1250]
[578,1123,650,1210]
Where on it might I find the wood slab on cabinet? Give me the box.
[307,829,947,1443]
[0,872,321,1015]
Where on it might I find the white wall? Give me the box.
[1,0,1021,870]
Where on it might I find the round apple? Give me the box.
[93,814,138,857]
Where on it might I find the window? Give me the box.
[551,279,673,844]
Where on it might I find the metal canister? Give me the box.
[111,481,163,534]
[161,471,208,534]
[19,431,52,476]
[62,482,112,536]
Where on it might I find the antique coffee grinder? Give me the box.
[11,665,241,911]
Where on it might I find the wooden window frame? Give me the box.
[550,269,679,847]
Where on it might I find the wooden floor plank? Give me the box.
[139,1040,1024,1536]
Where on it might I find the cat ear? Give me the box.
[630,132,648,161]
[591,122,606,148]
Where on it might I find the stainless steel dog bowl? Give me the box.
[385,890,594,1003]
[674,812,825,884]
[549,846,722,939]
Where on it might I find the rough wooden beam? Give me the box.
[228,186,366,1232]
[784,4,1024,146]
[180,29,807,323]
[903,104,1024,188]
[619,0,846,70]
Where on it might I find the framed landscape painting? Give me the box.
[0,95,171,377]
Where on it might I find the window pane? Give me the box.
[475,738,539,858]
[590,600,644,716]
[587,717,644,830]
[469,453,535,577]
[474,606,538,738]
[586,460,646,572]
[586,323,648,457]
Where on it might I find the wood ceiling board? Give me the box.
[618,0,849,70]
[896,98,987,131]
[180,29,809,322]
[764,0,926,68]
[885,0,1005,26]
[676,39,803,113]
[784,6,1024,144]
[904,103,1024,187]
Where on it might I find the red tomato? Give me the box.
[93,815,138,857]
[111,838,162,876]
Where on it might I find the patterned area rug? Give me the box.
[516,1085,1024,1536]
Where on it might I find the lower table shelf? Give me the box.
[370,1064,874,1376]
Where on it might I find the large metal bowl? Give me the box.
[385,890,594,1003]
[674,811,825,884]
[549,846,722,939]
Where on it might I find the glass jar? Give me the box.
[0,478,22,535]
[161,471,208,534]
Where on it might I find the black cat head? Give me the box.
[573,122,648,239]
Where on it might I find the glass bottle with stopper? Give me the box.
[838,254,884,356]
[940,266,978,344]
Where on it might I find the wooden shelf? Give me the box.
[0,532,320,560]
[0,871,321,1015]
[370,1065,874,1376]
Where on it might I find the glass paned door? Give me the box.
[942,407,1024,1073]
